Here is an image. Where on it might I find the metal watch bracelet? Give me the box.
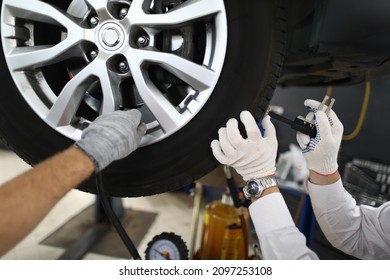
[243,175,278,199]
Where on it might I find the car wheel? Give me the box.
[0,0,285,197]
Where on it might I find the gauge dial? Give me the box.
[145,232,189,260]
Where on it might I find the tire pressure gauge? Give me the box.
[145,232,189,260]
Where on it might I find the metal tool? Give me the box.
[325,98,336,115]
[267,96,335,138]
[318,95,329,110]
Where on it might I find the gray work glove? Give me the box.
[75,110,146,172]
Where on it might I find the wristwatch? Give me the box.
[243,175,278,199]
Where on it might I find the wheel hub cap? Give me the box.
[98,23,124,51]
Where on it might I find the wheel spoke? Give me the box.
[45,62,98,127]
[3,0,90,71]
[130,0,223,28]
[130,64,181,133]
[133,49,217,91]
[84,0,108,16]
[7,42,79,71]
[45,60,119,127]
[98,68,118,115]
[3,0,79,27]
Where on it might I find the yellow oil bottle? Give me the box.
[198,190,249,260]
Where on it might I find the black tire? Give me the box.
[0,0,285,197]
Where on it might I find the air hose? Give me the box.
[96,172,141,260]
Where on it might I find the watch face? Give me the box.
[247,181,260,195]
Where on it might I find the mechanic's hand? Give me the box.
[296,99,344,175]
[75,110,146,172]
[211,111,278,181]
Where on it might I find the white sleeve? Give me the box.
[307,178,390,259]
[249,193,319,260]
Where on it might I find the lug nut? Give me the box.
[119,7,129,19]
[118,61,129,73]
[137,35,150,48]
[90,16,99,27]
[89,49,99,60]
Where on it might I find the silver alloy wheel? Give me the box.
[1,0,227,145]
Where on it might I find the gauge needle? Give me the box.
[153,249,171,260]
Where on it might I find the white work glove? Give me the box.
[210,111,278,181]
[296,99,344,175]
[75,110,146,172]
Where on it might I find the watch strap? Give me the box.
[243,175,278,199]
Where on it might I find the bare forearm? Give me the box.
[0,146,95,256]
